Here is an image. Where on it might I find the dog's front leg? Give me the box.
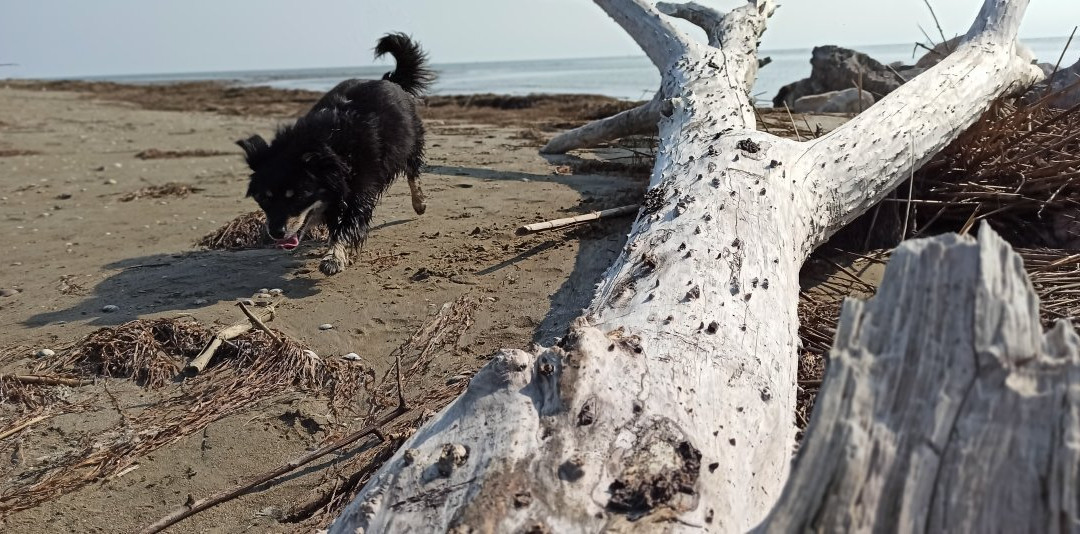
[319,202,370,276]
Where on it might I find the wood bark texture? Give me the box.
[758,224,1080,533]
[330,1,1044,532]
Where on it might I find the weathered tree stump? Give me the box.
[758,225,1080,533]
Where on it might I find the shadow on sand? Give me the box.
[25,248,320,328]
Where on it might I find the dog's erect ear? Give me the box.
[236,135,269,167]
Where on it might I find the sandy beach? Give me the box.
[0,81,853,532]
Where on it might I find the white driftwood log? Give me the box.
[540,92,666,154]
[758,224,1080,532]
[331,1,1043,532]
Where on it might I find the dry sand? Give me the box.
[0,83,642,532]
[0,81,851,532]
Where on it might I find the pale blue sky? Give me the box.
[1,0,1077,78]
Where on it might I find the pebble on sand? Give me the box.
[36,348,56,358]
[101,304,119,313]
[318,323,334,331]
[0,288,18,297]
[343,352,362,361]
[269,288,284,296]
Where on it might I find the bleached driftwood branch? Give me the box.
[656,1,724,45]
[758,224,1080,532]
[330,1,1044,532]
[543,0,776,154]
[539,93,666,154]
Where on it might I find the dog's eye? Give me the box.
[285,190,294,198]
[265,191,273,198]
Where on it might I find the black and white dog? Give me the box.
[237,33,434,275]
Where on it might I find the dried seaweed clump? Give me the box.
[119,182,205,202]
[911,96,1080,248]
[794,247,1080,440]
[0,376,61,411]
[2,328,370,516]
[135,148,231,160]
[197,211,329,250]
[285,296,479,527]
[53,318,210,388]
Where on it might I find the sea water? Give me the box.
[81,37,1072,105]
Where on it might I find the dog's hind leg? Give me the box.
[407,175,427,215]
[405,153,427,216]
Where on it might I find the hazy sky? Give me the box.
[2,0,1077,78]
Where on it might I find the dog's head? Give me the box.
[237,132,345,249]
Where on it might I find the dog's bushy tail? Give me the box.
[375,33,435,97]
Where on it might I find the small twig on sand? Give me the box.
[782,102,802,142]
[394,353,406,410]
[237,301,280,344]
[516,204,639,235]
[922,0,952,53]
[902,133,916,239]
[139,357,410,534]
[912,41,938,56]
[0,414,52,441]
[886,64,910,83]
[2,375,88,387]
[183,305,275,376]
[1044,27,1077,99]
[752,106,774,134]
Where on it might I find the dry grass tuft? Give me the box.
[118,182,205,202]
[46,318,209,388]
[0,149,41,158]
[0,297,479,517]
[284,296,479,527]
[134,148,231,160]
[909,96,1080,247]
[196,211,329,250]
[795,247,1080,437]
[2,323,371,516]
[0,377,62,411]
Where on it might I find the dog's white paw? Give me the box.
[319,243,351,276]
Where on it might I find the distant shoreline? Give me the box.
[7,35,1071,82]
[5,36,1072,104]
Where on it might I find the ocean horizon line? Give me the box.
[6,34,1072,84]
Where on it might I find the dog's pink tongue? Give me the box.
[275,236,300,250]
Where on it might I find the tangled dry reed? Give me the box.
[118,182,205,202]
[45,317,208,388]
[197,211,330,250]
[283,295,479,527]
[1,318,369,516]
[908,95,1080,246]
[796,246,1080,435]
[134,148,231,160]
[796,90,1080,435]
